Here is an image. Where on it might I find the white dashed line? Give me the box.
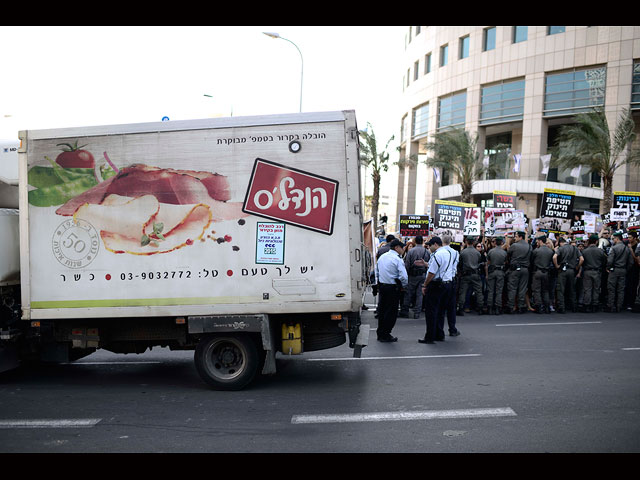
[0,419,101,428]
[291,407,516,424]
[63,361,162,365]
[306,354,481,361]
[495,321,602,327]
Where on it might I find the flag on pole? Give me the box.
[513,153,521,173]
[433,167,441,184]
[570,165,582,178]
[540,154,551,175]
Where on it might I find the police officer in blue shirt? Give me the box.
[375,239,409,342]
[420,235,460,344]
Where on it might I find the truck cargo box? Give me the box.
[18,111,365,321]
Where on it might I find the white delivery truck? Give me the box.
[0,111,369,390]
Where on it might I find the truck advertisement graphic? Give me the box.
[24,119,351,313]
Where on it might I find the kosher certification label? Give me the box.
[255,222,285,265]
[52,219,100,268]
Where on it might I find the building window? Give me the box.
[544,66,606,117]
[400,114,408,143]
[406,68,410,87]
[437,91,466,131]
[459,35,470,59]
[480,78,526,125]
[412,103,429,138]
[632,61,640,111]
[425,53,432,74]
[546,125,600,188]
[483,133,512,180]
[416,26,421,36]
[414,60,420,81]
[548,26,566,35]
[441,167,451,186]
[440,44,448,67]
[513,26,527,43]
[483,27,496,51]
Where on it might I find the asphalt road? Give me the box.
[1,300,639,453]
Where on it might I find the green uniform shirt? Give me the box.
[487,246,507,267]
[607,241,630,269]
[556,244,582,268]
[531,245,554,270]
[581,245,605,270]
[507,239,531,268]
[460,246,481,272]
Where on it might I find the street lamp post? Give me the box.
[263,32,303,113]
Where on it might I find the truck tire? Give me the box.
[303,331,346,352]
[194,334,259,391]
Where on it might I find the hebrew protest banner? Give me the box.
[613,191,640,214]
[484,208,526,237]
[492,190,517,208]
[434,200,476,245]
[399,214,430,237]
[538,188,575,234]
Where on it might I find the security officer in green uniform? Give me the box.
[607,231,632,312]
[553,236,583,313]
[486,237,507,315]
[581,234,606,313]
[506,231,532,314]
[457,237,484,315]
[530,235,554,314]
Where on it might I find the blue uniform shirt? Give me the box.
[428,245,459,281]
[376,249,409,287]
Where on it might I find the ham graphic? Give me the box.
[73,194,214,255]
[56,164,235,217]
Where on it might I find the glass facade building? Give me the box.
[396,26,640,224]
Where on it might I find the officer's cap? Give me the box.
[427,236,443,246]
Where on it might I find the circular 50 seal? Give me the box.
[52,219,100,268]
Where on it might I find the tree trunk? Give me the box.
[601,174,613,214]
[461,181,472,204]
[371,170,381,233]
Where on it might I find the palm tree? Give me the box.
[359,123,395,233]
[551,107,640,214]
[424,128,496,204]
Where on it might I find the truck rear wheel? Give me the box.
[194,334,259,391]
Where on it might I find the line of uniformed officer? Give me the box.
[463,230,635,314]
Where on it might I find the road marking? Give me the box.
[291,407,516,424]
[306,354,481,362]
[0,419,101,428]
[63,361,162,365]
[495,321,602,327]
[622,347,640,351]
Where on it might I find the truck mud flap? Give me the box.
[0,343,20,373]
[352,324,370,358]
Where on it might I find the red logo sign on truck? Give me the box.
[243,158,339,235]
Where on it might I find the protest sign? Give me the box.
[538,188,575,234]
[613,191,640,214]
[484,208,526,237]
[399,214,430,237]
[492,190,517,208]
[434,200,476,245]
[463,207,482,236]
[610,208,630,222]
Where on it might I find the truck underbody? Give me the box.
[1,283,362,390]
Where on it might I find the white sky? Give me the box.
[0,26,405,148]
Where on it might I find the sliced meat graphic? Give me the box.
[73,194,213,255]
[56,164,232,216]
